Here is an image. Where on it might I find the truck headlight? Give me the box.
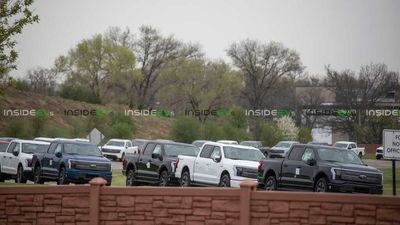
[331,168,342,180]
[68,160,77,169]
[235,167,244,176]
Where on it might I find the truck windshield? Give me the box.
[106,141,125,147]
[164,144,199,157]
[240,141,261,148]
[22,143,49,153]
[317,148,363,165]
[64,143,103,157]
[0,143,9,152]
[333,143,348,149]
[275,142,292,148]
[223,147,264,161]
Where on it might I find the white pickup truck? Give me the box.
[101,139,135,161]
[175,142,265,187]
[0,140,49,183]
[333,141,365,158]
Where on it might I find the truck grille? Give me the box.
[74,162,111,171]
[239,168,258,179]
[341,170,382,184]
[102,148,120,153]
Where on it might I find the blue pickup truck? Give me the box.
[31,140,112,185]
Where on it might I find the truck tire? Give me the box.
[58,167,69,185]
[16,165,27,183]
[219,173,231,187]
[0,165,5,182]
[264,175,277,191]
[33,166,44,184]
[126,169,136,186]
[159,170,169,186]
[314,177,328,192]
[180,170,190,187]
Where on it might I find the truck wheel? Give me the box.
[219,174,231,187]
[180,170,190,187]
[58,167,69,185]
[264,176,277,191]
[159,170,169,186]
[33,166,44,184]
[358,152,363,159]
[126,169,136,186]
[314,177,328,192]
[16,165,27,183]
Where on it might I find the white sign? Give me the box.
[383,129,400,160]
[86,128,105,145]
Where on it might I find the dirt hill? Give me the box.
[0,89,173,139]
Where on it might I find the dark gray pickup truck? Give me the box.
[257,144,383,194]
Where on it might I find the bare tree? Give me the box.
[132,25,202,109]
[227,40,303,109]
[27,67,57,95]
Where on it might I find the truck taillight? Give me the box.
[258,161,263,173]
[175,158,179,169]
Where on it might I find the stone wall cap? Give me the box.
[240,180,257,188]
[89,177,107,186]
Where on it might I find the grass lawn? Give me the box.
[382,168,400,195]
[112,169,125,186]
[363,154,377,160]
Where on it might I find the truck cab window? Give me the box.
[153,144,162,155]
[287,146,305,161]
[48,143,57,154]
[6,142,16,153]
[143,143,156,155]
[210,147,221,159]
[302,148,315,162]
[200,145,214,158]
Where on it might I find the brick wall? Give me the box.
[0,186,90,225]
[0,179,399,225]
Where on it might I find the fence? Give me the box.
[0,178,399,225]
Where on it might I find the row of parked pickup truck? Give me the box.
[0,138,112,185]
[122,140,382,194]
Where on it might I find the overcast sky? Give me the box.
[12,0,400,78]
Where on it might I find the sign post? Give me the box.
[86,128,105,146]
[383,129,400,196]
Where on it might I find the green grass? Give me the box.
[112,169,125,186]
[363,154,377,160]
[382,168,400,195]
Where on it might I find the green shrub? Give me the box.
[32,116,46,137]
[109,122,134,139]
[14,79,32,92]
[200,121,224,141]
[5,121,30,139]
[58,82,101,104]
[221,124,250,142]
[258,121,283,147]
[171,117,201,143]
[298,127,312,143]
[228,106,247,129]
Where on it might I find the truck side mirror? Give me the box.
[307,159,316,166]
[55,152,62,158]
[12,149,19,156]
[348,147,352,150]
[152,153,162,160]
[213,155,221,163]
